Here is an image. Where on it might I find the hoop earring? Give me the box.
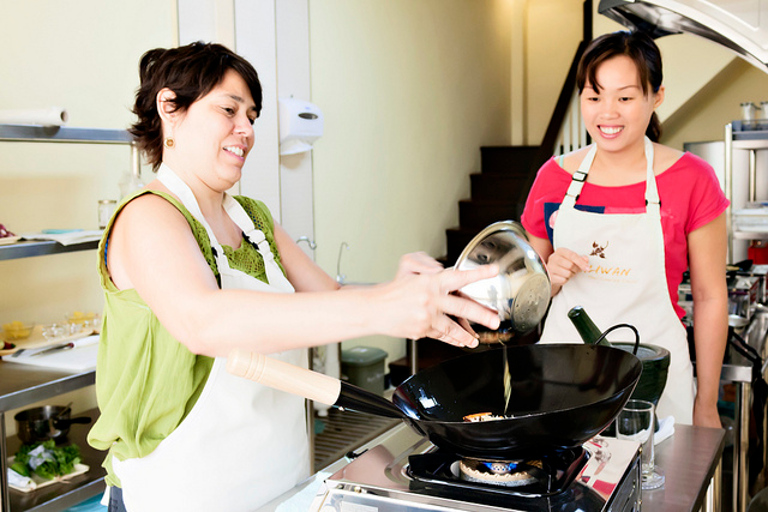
[163,137,175,148]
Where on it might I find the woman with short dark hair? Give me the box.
[87,41,499,511]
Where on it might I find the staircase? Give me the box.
[442,145,543,265]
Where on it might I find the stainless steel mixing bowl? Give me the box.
[455,221,551,336]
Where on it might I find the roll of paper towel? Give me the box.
[0,108,68,126]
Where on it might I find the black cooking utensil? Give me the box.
[228,343,641,460]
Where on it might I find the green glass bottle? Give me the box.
[567,306,612,347]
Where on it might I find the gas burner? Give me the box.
[459,458,544,487]
[407,446,590,499]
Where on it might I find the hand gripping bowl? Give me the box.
[455,221,551,340]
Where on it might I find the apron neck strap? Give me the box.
[157,164,226,263]
[562,137,659,209]
[157,163,286,285]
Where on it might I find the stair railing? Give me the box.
[554,87,589,155]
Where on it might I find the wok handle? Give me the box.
[226,350,407,420]
[227,350,341,405]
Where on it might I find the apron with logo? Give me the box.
[540,138,694,424]
[110,163,309,511]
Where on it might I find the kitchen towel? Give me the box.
[0,108,68,126]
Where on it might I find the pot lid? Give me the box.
[599,0,768,71]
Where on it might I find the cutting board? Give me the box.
[0,326,95,357]
[8,335,99,371]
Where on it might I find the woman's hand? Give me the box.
[373,263,500,348]
[394,251,444,280]
[546,248,589,289]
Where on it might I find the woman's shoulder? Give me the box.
[653,143,685,174]
[555,146,592,175]
[661,150,718,179]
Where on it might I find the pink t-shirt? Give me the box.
[521,152,729,319]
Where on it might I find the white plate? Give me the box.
[7,458,89,493]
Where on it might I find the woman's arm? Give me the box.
[272,222,340,293]
[688,213,728,428]
[108,194,500,357]
[527,233,589,296]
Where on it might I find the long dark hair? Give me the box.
[129,42,263,171]
[576,31,663,142]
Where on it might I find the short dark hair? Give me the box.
[576,31,663,142]
[129,42,263,171]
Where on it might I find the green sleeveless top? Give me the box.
[87,189,285,487]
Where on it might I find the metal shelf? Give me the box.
[0,124,131,145]
[4,408,104,512]
[0,240,99,261]
[0,363,99,512]
[0,123,141,184]
[733,231,768,241]
[0,123,120,511]
[725,122,768,261]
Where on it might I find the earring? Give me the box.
[163,137,175,148]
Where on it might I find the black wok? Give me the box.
[227,343,641,460]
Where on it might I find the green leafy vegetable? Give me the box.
[12,441,81,480]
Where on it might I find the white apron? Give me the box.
[539,138,694,424]
[110,163,310,511]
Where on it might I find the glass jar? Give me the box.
[98,199,117,229]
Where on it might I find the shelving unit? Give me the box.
[0,365,101,512]
[0,123,134,511]
[724,121,768,262]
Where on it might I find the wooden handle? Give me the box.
[226,349,342,406]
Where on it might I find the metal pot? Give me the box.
[14,405,92,444]
[455,221,551,338]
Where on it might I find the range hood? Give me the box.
[599,0,768,71]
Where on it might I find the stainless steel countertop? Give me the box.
[644,424,725,512]
[258,422,725,511]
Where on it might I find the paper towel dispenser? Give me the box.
[278,97,324,156]
[599,0,768,72]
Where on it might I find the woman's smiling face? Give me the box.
[170,69,258,191]
[580,55,663,154]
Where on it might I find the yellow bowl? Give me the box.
[2,321,35,340]
[66,311,97,326]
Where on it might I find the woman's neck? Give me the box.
[588,140,648,186]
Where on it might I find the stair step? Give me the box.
[445,227,484,263]
[470,173,530,200]
[459,199,524,229]
[480,146,540,174]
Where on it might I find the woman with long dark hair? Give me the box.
[522,31,728,428]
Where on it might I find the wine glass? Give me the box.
[617,399,665,490]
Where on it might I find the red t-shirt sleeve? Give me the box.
[682,153,729,233]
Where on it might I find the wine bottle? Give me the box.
[567,306,611,346]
